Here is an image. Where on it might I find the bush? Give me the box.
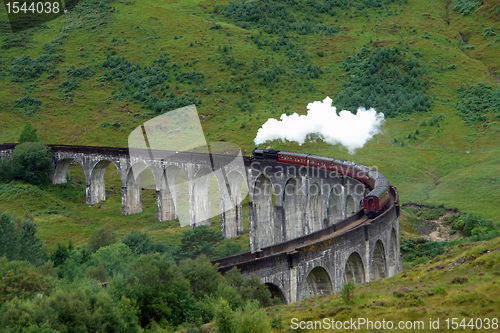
[66,65,96,78]
[341,279,355,305]
[334,46,432,117]
[0,287,140,332]
[0,262,53,302]
[5,142,53,184]
[127,253,196,327]
[0,213,19,261]
[400,237,446,264]
[9,53,63,82]
[214,298,234,333]
[12,96,42,115]
[19,122,40,143]
[87,225,116,252]
[233,300,270,333]
[452,0,481,15]
[175,225,223,260]
[59,80,79,93]
[455,83,500,123]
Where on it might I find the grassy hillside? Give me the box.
[0,0,499,249]
[269,235,500,332]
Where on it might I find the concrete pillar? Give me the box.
[221,171,245,239]
[87,161,111,206]
[122,168,142,215]
[365,239,371,283]
[190,168,212,227]
[251,175,275,250]
[156,189,175,221]
[290,267,297,304]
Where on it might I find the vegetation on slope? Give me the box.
[269,236,500,332]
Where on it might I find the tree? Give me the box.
[214,298,234,333]
[87,225,116,252]
[179,255,224,300]
[0,213,19,261]
[0,263,52,302]
[19,220,44,266]
[127,253,196,327]
[50,243,69,267]
[233,301,270,333]
[18,122,40,143]
[88,243,134,278]
[122,230,152,255]
[175,225,223,260]
[8,142,53,185]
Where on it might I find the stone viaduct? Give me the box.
[0,143,402,303]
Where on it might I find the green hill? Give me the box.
[269,235,500,332]
[0,0,499,248]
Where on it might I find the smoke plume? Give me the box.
[254,97,385,154]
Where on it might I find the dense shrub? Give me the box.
[127,253,196,327]
[87,225,116,252]
[59,80,79,93]
[1,29,34,49]
[452,0,481,15]
[19,122,40,143]
[175,225,223,260]
[10,54,63,82]
[102,54,202,113]
[455,82,500,123]
[12,96,42,115]
[334,46,432,117]
[451,213,497,237]
[400,237,446,264]
[223,0,344,35]
[122,230,171,255]
[0,260,53,302]
[0,287,141,332]
[3,142,52,185]
[66,65,96,78]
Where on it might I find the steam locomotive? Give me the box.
[252,148,390,218]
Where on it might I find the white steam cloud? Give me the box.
[254,97,385,154]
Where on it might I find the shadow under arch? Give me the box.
[388,228,398,276]
[370,240,387,281]
[123,162,156,215]
[252,174,275,249]
[345,194,356,217]
[303,266,333,298]
[52,158,86,184]
[307,182,322,233]
[265,283,286,304]
[52,158,88,205]
[283,178,301,241]
[327,184,344,225]
[88,160,121,206]
[343,252,365,285]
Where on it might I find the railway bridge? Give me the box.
[0,143,402,303]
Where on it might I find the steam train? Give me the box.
[252,148,390,218]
